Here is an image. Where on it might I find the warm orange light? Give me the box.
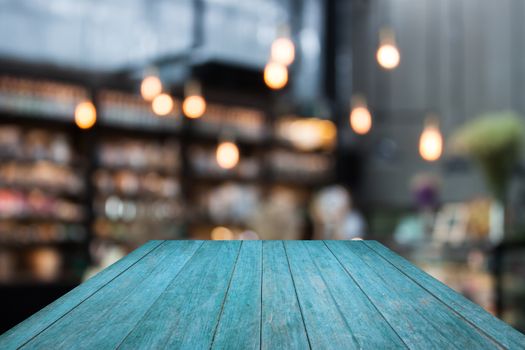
[350,106,372,135]
[419,121,443,162]
[183,95,206,119]
[216,141,240,169]
[75,101,96,129]
[152,93,174,116]
[140,75,162,101]
[264,62,288,90]
[286,118,337,151]
[271,37,295,66]
[377,28,400,70]
[377,44,400,69]
[211,226,235,240]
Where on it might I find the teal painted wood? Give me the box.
[0,240,163,350]
[117,240,241,349]
[2,240,524,350]
[364,240,525,349]
[325,241,500,349]
[22,240,203,349]
[211,240,262,350]
[284,240,360,348]
[299,240,406,349]
[261,241,310,350]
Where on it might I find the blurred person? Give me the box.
[249,187,303,240]
[310,185,366,240]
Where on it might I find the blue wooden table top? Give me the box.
[1,240,524,349]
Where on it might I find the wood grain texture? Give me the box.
[261,241,310,350]
[325,241,500,349]
[118,240,241,349]
[284,241,359,348]
[300,240,406,349]
[0,240,163,350]
[211,241,262,350]
[2,240,524,350]
[364,240,525,349]
[22,240,203,349]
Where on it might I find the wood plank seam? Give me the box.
[301,241,366,348]
[336,242,500,349]
[363,241,513,349]
[364,240,525,348]
[282,241,313,350]
[322,241,411,349]
[329,241,501,349]
[208,241,244,349]
[0,240,165,350]
[259,241,264,350]
[16,240,167,350]
[113,240,206,350]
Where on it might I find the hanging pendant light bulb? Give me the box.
[264,61,288,90]
[140,69,163,101]
[376,28,400,70]
[271,25,295,66]
[182,80,206,119]
[75,100,97,129]
[419,116,443,162]
[349,95,372,135]
[271,37,295,66]
[152,93,174,116]
[216,141,240,169]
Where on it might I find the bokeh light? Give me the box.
[271,37,295,66]
[151,93,174,116]
[216,141,240,169]
[264,62,288,90]
[376,44,400,70]
[74,101,97,129]
[182,95,206,119]
[140,75,162,101]
[350,106,372,135]
[211,226,235,240]
[419,123,443,161]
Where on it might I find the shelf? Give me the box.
[0,183,84,199]
[0,216,84,224]
[95,164,179,176]
[0,241,86,250]
[190,172,262,184]
[0,155,82,168]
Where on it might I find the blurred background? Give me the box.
[1,0,525,334]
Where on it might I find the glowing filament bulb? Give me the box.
[377,28,400,70]
[216,141,239,169]
[183,95,206,119]
[271,37,295,66]
[264,62,288,90]
[152,93,174,116]
[75,101,96,129]
[349,95,372,135]
[140,75,162,101]
[419,119,443,162]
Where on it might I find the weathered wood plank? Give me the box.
[22,240,203,349]
[365,240,525,349]
[284,240,358,348]
[303,240,406,349]
[3,240,522,349]
[118,240,241,350]
[211,240,262,350]
[261,241,310,350]
[0,240,164,350]
[325,240,498,349]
